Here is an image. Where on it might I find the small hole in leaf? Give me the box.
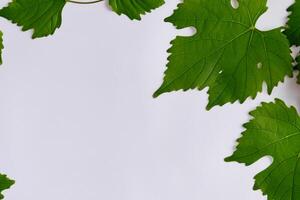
[219,70,223,74]
[177,27,197,37]
[257,62,262,69]
[231,0,239,9]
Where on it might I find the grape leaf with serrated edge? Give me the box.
[109,0,164,20]
[0,174,14,199]
[0,0,164,39]
[154,0,293,110]
[0,0,66,39]
[226,99,300,200]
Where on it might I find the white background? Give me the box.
[0,0,299,199]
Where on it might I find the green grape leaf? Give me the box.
[0,0,66,39]
[109,0,164,20]
[284,0,300,46]
[154,0,293,110]
[0,174,14,199]
[226,99,300,200]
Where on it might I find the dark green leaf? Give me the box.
[0,174,14,199]
[154,0,293,110]
[226,99,300,200]
[0,0,66,38]
[284,0,300,46]
[109,0,164,20]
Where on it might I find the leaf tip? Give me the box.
[164,16,171,23]
[224,156,234,162]
[152,90,161,98]
[205,105,212,111]
[206,101,216,111]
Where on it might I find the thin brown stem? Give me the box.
[66,0,103,4]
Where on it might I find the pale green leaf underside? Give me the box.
[154,0,292,109]
[226,99,300,200]
[284,0,300,46]
[0,0,66,38]
[109,0,164,20]
[0,174,14,199]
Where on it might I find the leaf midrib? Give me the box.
[233,131,300,160]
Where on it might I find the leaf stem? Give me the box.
[66,0,103,4]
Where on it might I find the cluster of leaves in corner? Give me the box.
[154,0,293,110]
[152,0,300,199]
